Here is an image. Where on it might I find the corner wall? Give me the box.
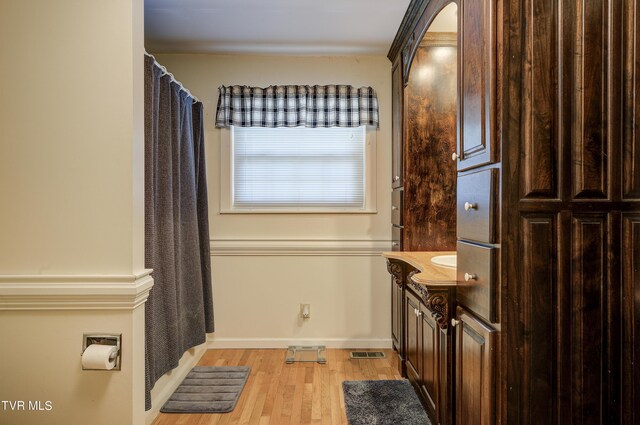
[0,0,147,424]
[154,54,393,348]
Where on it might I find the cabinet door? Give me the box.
[458,0,496,170]
[391,278,401,351]
[392,57,404,188]
[405,291,421,382]
[455,307,495,425]
[420,304,438,416]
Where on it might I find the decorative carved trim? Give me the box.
[386,259,404,287]
[425,291,449,329]
[388,0,430,61]
[407,279,450,330]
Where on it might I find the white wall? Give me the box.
[154,54,393,347]
[0,1,148,424]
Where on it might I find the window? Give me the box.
[220,126,376,213]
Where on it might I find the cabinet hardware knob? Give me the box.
[452,152,459,161]
[451,318,460,327]
[464,202,478,211]
[464,273,478,282]
[392,206,398,210]
[392,242,399,247]
[393,176,400,182]
[417,310,422,317]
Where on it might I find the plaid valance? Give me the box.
[215,85,379,129]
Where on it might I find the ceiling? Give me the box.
[144,0,412,55]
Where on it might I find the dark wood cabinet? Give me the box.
[391,58,404,189]
[455,307,495,425]
[387,260,405,375]
[388,0,639,423]
[405,285,441,420]
[405,289,422,385]
[457,0,497,171]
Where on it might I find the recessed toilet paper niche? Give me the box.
[81,333,121,371]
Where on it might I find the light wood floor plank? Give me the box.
[152,349,401,425]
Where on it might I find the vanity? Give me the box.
[385,0,497,424]
[387,0,640,424]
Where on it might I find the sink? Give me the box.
[431,254,457,269]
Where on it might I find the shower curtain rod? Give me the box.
[144,51,200,103]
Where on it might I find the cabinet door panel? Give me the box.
[456,307,495,425]
[458,0,496,170]
[421,306,438,415]
[406,291,421,381]
[623,2,640,199]
[391,278,400,351]
[622,214,640,424]
[392,59,404,188]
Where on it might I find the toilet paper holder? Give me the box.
[81,333,121,370]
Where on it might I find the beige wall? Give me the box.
[154,54,393,346]
[0,0,145,276]
[0,1,147,424]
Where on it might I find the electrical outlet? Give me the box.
[300,304,311,319]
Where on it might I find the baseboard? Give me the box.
[145,343,207,425]
[206,337,393,349]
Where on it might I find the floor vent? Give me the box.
[349,351,386,359]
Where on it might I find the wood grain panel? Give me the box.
[459,0,496,170]
[439,326,451,425]
[520,214,558,424]
[404,34,458,251]
[622,214,640,424]
[457,169,497,243]
[623,1,640,199]
[406,290,422,383]
[571,1,610,200]
[571,214,607,424]
[456,307,496,425]
[392,188,403,226]
[421,307,438,415]
[392,59,404,189]
[521,0,558,199]
[456,241,496,322]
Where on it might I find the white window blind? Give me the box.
[232,126,366,209]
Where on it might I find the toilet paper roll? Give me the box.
[82,344,118,370]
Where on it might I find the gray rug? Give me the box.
[160,366,250,413]
[342,380,431,425]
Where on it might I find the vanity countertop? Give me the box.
[382,251,457,287]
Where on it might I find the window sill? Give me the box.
[219,208,378,215]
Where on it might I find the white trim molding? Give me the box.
[0,270,154,310]
[210,239,392,256]
[207,337,393,349]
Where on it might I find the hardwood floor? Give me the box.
[152,348,402,425]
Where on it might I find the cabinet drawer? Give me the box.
[392,189,403,226]
[392,226,402,251]
[456,241,496,323]
[457,169,497,244]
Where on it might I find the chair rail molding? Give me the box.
[0,269,154,310]
[210,239,393,256]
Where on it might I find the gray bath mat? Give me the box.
[160,366,251,413]
[342,380,431,425]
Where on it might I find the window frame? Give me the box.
[219,126,377,214]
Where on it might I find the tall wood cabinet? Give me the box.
[388,0,640,424]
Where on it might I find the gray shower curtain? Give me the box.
[144,54,214,410]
